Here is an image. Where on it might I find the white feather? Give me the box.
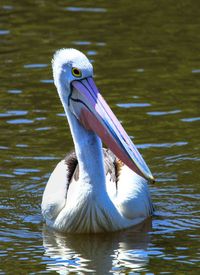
[41,48,153,233]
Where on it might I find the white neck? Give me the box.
[64,106,106,192]
[56,79,106,193]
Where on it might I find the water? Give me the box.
[0,0,199,274]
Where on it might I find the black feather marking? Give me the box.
[103,148,123,190]
[64,151,78,184]
[64,148,122,191]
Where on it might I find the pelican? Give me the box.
[42,48,154,233]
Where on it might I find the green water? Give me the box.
[0,0,199,274]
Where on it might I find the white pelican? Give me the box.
[42,48,154,233]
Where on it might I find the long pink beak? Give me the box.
[70,77,154,183]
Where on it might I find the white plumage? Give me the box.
[41,48,154,233]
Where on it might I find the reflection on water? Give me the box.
[0,0,200,274]
[43,219,152,274]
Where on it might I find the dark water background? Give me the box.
[0,0,199,274]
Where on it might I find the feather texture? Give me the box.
[41,48,154,233]
[42,149,153,233]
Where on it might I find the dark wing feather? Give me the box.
[103,148,123,189]
[64,149,123,189]
[64,151,78,185]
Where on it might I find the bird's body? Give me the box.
[42,49,154,233]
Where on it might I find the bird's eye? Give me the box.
[72,67,82,78]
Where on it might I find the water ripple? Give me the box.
[152,217,200,234]
[24,64,48,69]
[147,110,181,116]
[192,69,200,73]
[72,41,91,45]
[165,154,200,163]
[0,110,28,118]
[14,156,59,160]
[0,30,10,35]
[7,118,34,124]
[13,168,40,175]
[16,144,28,148]
[87,50,97,56]
[40,79,54,84]
[65,7,107,13]
[137,141,188,149]
[0,146,9,150]
[117,103,151,108]
[181,117,200,122]
[2,5,13,10]
[7,89,22,94]
[72,41,106,47]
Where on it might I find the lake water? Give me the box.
[0,0,199,274]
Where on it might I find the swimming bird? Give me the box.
[41,48,154,233]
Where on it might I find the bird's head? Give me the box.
[52,48,93,98]
[52,48,154,183]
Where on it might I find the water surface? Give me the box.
[0,0,199,274]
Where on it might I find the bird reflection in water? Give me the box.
[42,218,152,274]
